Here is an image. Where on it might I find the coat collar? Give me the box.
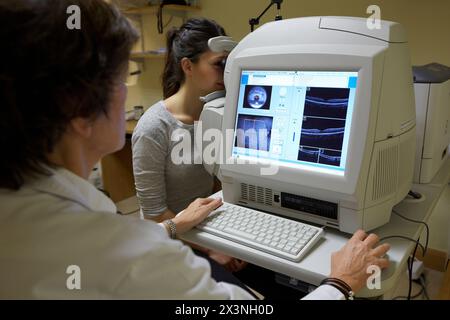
[27,167,117,213]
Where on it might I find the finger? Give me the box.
[375,257,390,269]
[196,199,222,220]
[230,264,239,273]
[198,198,214,205]
[363,233,380,248]
[200,197,222,206]
[232,259,246,272]
[230,260,240,272]
[352,229,368,241]
[205,198,223,210]
[371,243,390,257]
[236,260,247,270]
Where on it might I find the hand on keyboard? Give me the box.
[197,202,324,262]
[173,198,223,234]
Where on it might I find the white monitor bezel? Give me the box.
[220,46,377,195]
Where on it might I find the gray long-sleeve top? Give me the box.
[132,101,214,216]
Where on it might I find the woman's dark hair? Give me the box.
[162,18,226,99]
[0,0,139,190]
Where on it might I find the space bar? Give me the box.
[223,228,257,241]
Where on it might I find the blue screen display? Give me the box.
[233,70,358,173]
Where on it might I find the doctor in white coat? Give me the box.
[0,0,390,299]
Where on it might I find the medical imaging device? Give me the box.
[413,63,450,184]
[200,16,416,233]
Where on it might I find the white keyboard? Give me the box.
[196,202,324,262]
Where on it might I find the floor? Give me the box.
[390,266,445,300]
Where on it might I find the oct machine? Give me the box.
[201,17,416,233]
[413,63,450,184]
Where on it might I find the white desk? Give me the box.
[181,158,450,298]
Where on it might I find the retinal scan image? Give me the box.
[243,85,272,110]
[235,114,273,151]
[298,87,351,167]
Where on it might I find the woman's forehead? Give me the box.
[201,50,228,60]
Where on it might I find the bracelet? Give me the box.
[320,277,354,300]
[164,219,177,239]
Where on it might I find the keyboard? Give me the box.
[196,202,324,262]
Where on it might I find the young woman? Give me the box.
[132,18,246,272]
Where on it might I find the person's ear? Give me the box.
[69,117,93,139]
[180,57,193,77]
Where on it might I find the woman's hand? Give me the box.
[172,198,223,235]
[208,251,248,272]
[329,229,390,292]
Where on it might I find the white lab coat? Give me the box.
[0,168,343,300]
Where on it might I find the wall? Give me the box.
[200,0,450,66]
[126,0,450,110]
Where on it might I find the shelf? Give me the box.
[124,4,201,15]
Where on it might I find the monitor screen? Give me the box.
[232,70,358,173]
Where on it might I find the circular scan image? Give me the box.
[247,86,268,109]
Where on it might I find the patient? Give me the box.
[132,17,246,273]
[0,0,390,299]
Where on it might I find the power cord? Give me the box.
[407,239,420,299]
[157,7,174,34]
[379,198,431,300]
[408,190,422,200]
[379,234,423,300]
[157,4,164,34]
[393,208,430,255]
[392,274,429,300]
[379,235,425,255]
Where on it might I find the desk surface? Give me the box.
[181,158,450,298]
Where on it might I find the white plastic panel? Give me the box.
[319,16,407,43]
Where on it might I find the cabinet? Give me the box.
[101,121,137,202]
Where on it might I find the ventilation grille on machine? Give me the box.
[372,145,398,201]
[240,183,273,206]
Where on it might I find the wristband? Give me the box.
[320,277,354,300]
[164,219,177,239]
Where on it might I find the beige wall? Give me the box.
[200,0,450,66]
[127,0,450,110]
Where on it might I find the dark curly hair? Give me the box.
[162,18,226,99]
[0,0,139,190]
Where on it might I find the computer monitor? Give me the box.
[201,17,416,233]
[232,70,358,175]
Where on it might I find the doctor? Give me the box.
[0,0,390,299]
